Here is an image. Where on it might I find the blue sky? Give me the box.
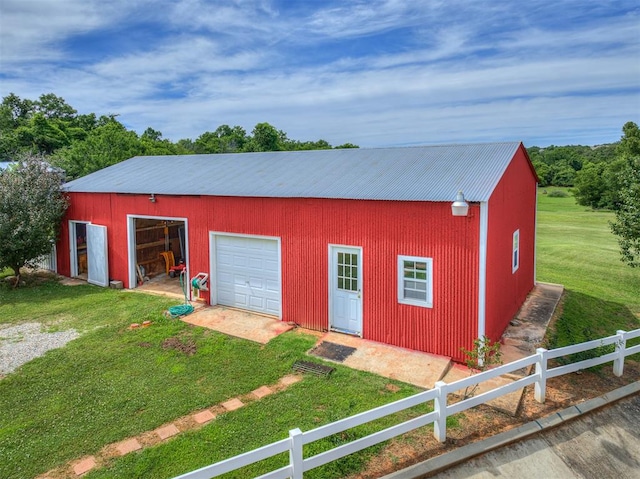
[1,0,639,147]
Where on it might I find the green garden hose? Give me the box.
[167,271,194,318]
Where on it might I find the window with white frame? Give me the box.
[398,256,433,307]
[512,229,520,273]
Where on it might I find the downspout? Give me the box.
[534,185,539,285]
[478,201,489,342]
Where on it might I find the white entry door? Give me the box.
[214,235,281,316]
[86,224,109,287]
[329,245,362,335]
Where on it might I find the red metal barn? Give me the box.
[56,143,537,362]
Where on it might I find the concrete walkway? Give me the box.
[441,282,563,415]
[382,381,640,479]
[316,332,452,390]
[180,305,295,344]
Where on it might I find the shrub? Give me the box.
[547,189,569,198]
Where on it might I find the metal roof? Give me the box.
[64,142,524,202]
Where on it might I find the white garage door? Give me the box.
[215,235,281,316]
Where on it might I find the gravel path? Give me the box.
[0,322,79,376]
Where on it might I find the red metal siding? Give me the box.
[485,145,537,342]
[58,194,480,361]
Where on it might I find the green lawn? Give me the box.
[537,188,640,347]
[0,282,429,479]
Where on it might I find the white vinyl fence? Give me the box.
[33,244,57,272]
[175,328,640,479]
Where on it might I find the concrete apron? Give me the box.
[315,332,452,390]
[180,305,295,344]
[314,282,563,413]
[178,305,452,389]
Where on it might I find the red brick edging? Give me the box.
[38,374,303,478]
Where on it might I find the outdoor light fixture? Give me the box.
[451,190,469,216]
[149,193,156,203]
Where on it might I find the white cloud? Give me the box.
[0,0,147,63]
[1,1,638,148]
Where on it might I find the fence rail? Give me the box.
[175,328,640,479]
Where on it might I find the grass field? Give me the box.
[536,188,640,347]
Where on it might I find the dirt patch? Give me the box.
[385,384,401,393]
[161,337,197,356]
[347,362,640,479]
[2,270,62,288]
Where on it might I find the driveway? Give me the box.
[433,395,640,479]
[432,391,640,478]
[382,382,640,479]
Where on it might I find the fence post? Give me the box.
[289,428,303,479]
[534,348,548,403]
[433,381,447,443]
[613,330,627,377]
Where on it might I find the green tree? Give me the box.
[549,160,576,186]
[584,143,617,163]
[0,154,68,286]
[526,144,621,188]
[0,93,81,158]
[532,160,552,187]
[34,93,76,120]
[52,119,143,179]
[245,122,282,152]
[573,162,606,208]
[1,93,34,127]
[0,106,20,160]
[619,121,640,157]
[0,93,35,159]
[599,158,628,209]
[285,138,332,151]
[194,125,247,153]
[17,113,71,154]
[140,127,187,156]
[141,127,162,142]
[610,156,640,267]
[610,122,640,267]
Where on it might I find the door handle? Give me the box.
[357,290,361,299]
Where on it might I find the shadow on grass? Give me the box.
[0,274,100,303]
[546,289,640,363]
[0,275,177,331]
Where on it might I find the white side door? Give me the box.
[329,245,363,335]
[87,224,109,287]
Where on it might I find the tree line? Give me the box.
[527,123,639,212]
[529,122,639,267]
[0,93,638,269]
[0,93,357,180]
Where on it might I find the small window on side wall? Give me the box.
[512,229,520,273]
[398,255,433,308]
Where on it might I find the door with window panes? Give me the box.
[329,246,362,335]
